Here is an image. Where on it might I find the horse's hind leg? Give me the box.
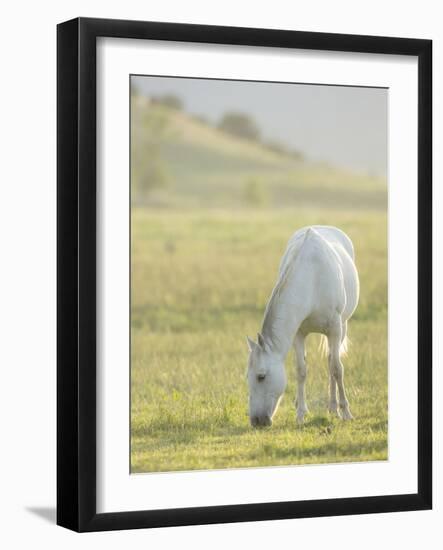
[328,318,353,420]
[294,331,308,425]
[329,320,347,415]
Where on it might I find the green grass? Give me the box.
[131,208,387,473]
[130,95,388,472]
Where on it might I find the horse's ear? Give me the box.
[257,332,272,352]
[257,332,265,349]
[246,336,256,352]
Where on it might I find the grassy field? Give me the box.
[131,208,387,473]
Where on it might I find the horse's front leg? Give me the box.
[294,332,308,424]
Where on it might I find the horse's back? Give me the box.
[287,225,354,260]
[281,226,359,323]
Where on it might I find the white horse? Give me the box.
[246,226,359,427]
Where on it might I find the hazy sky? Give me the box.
[133,76,387,177]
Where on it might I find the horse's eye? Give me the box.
[257,373,266,382]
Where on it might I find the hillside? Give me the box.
[131,95,387,209]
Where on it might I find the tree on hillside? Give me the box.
[152,94,183,110]
[291,149,305,161]
[266,140,305,161]
[131,106,172,199]
[218,112,260,141]
[243,177,269,206]
[131,82,141,97]
[266,140,289,155]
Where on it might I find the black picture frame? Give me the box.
[57,17,432,532]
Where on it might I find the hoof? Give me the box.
[340,408,353,421]
[296,408,309,425]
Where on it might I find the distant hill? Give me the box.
[131,95,387,210]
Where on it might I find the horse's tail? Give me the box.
[340,334,349,357]
[319,334,349,358]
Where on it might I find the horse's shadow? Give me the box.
[298,415,333,429]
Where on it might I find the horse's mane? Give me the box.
[261,228,322,348]
[260,242,300,345]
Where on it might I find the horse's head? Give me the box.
[246,333,286,427]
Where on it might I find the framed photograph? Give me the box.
[57,17,432,532]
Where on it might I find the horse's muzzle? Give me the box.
[251,415,272,428]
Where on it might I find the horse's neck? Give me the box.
[261,277,302,359]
